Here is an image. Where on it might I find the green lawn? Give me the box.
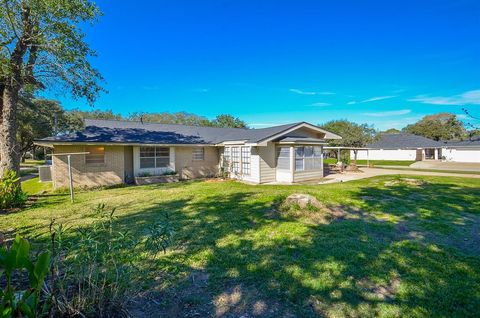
[5,176,480,317]
[20,159,45,167]
[21,177,52,194]
[324,158,415,166]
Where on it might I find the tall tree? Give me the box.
[0,0,103,177]
[210,114,248,128]
[403,113,466,141]
[17,97,62,161]
[319,120,377,161]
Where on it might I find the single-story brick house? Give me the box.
[35,119,341,188]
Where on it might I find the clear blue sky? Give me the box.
[46,0,480,130]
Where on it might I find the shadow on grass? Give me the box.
[111,180,480,317]
[12,178,480,317]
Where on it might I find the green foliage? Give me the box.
[0,0,104,102]
[128,111,211,126]
[0,170,27,209]
[403,113,466,141]
[383,128,401,134]
[340,150,350,164]
[320,119,377,147]
[0,235,51,318]
[210,114,248,128]
[128,112,248,128]
[145,212,175,256]
[50,204,175,316]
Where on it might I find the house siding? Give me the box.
[52,145,125,189]
[352,149,417,161]
[175,146,219,179]
[444,148,480,163]
[259,142,276,183]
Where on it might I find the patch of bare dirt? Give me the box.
[127,272,297,318]
[268,194,366,225]
[384,178,426,187]
[393,213,480,256]
[356,276,401,301]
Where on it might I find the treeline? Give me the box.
[18,97,247,161]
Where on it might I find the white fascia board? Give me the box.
[34,141,216,147]
[258,122,342,144]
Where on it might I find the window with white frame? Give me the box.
[231,147,240,173]
[241,146,251,175]
[140,146,169,169]
[192,147,205,161]
[295,146,322,171]
[86,146,105,165]
[276,147,290,170]
[223,147,231,169]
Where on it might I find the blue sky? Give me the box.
[46,0,480,130]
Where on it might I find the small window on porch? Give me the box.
[192,147,205,161]
[85,146,105,165]
[241,146,251,175]
[231,147,240,173]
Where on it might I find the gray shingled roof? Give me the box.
[444,136,480,148]
[367,133,443,149]
[38,119,312,145]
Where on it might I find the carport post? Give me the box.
[67,155,74,203]
[367,149,370,167]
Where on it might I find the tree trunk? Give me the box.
[0,86,20,178]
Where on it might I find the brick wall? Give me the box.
[52,145,125,188]
[175,146,219,179]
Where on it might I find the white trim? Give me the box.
[258,122,342,144]
[133,146,175,177]
[35,142,215,147]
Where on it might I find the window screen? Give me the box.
[241,146,251,175]
[276,147,290,170]
[231,147,240,173]
[139,147,170,169]
[295,146,322,171]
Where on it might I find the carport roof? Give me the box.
[367,133,443,149]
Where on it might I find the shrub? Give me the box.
[0,235,51,317]
[50,204,175,317]
[340,151,351,165]
[0,170,27,209]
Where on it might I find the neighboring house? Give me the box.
[443,136,480,163]
[351,133,444,161]
[35,119,341,188]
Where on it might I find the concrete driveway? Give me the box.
[319,167,480,184]
[410,161,480,172]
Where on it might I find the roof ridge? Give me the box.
[84,118,301,131]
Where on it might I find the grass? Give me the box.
[4,176,480,317]
[21,177,52,194]
[20,159,45,167]
[323,158,415,166]
[372,166,480,175]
